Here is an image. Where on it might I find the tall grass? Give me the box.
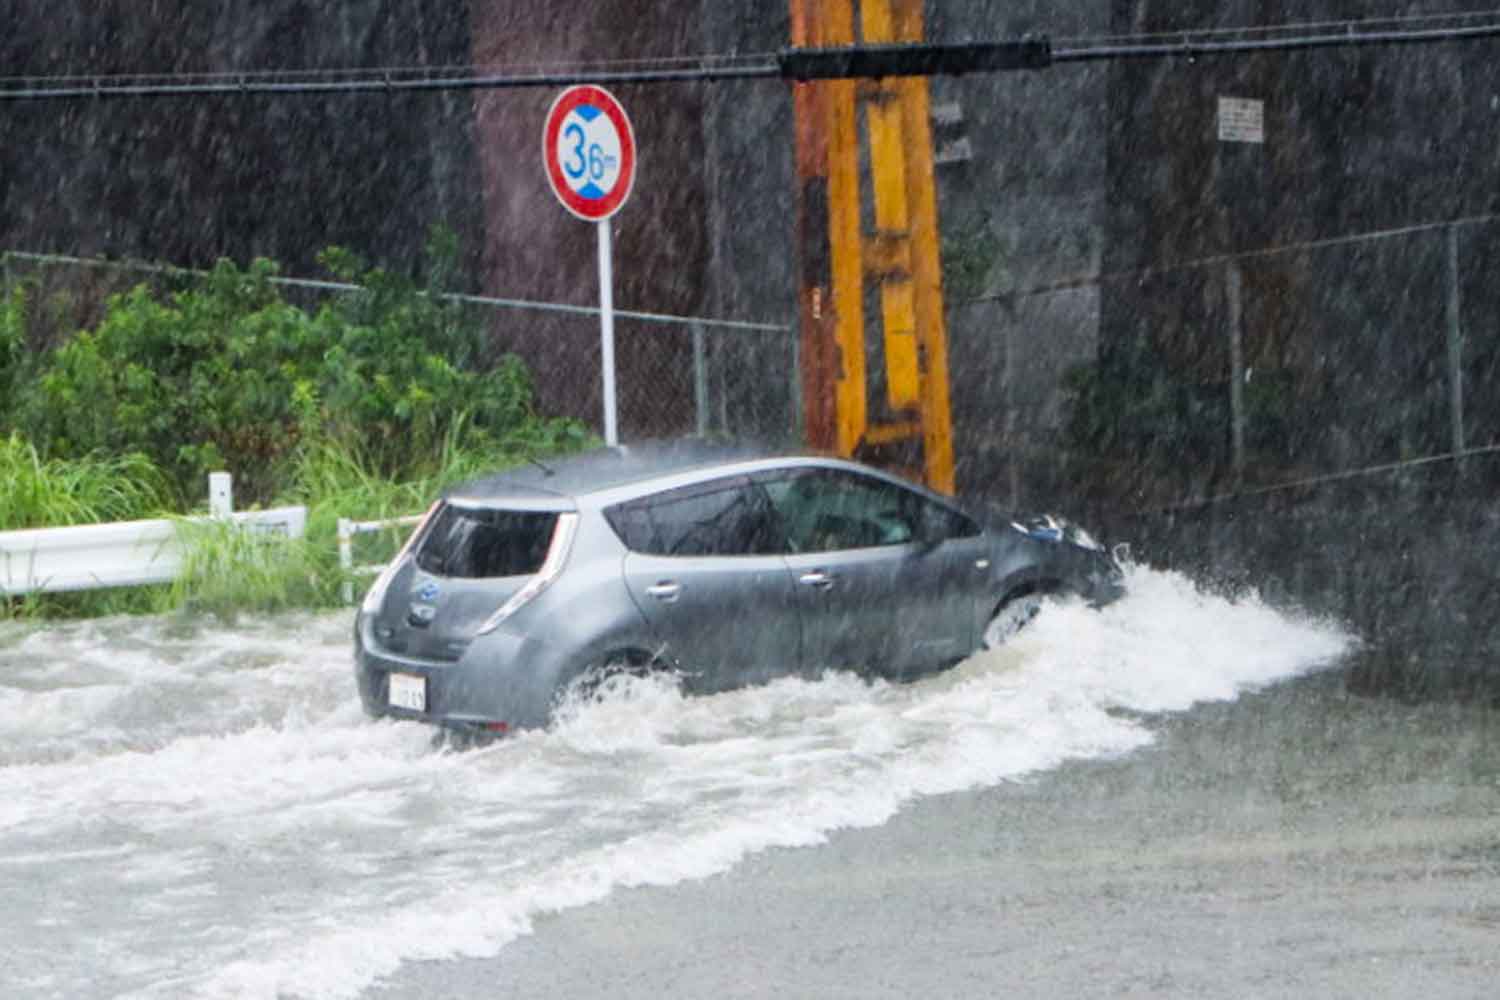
[0,432,172,530]
[168,516,331,618]
[164,426,595,618]
[0,433,175,620]
[2,585,173,623]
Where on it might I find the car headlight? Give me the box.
[1011,514,1105,553]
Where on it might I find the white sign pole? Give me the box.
[598,218,618,447]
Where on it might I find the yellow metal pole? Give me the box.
[790,0,955,492]
[824,0,868,458]
[890,0,955,494]
[859,0,921,412]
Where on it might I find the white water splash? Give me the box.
[0,565,1352,999]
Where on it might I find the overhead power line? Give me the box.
[959,212,1500,309]
[0,250,790,333]
[1054,8,1500,46]
[1,16,1498,100]
[1052,19,1500,62]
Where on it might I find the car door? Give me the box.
[614,475,802,692]
[758,467,988,678]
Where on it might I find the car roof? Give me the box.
[446,438,791,503]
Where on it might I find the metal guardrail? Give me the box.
[337,513,425,604]
[1,466,429,605]
[0,506,306,597]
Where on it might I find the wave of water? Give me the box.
[0,565,1353,999]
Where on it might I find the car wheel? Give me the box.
[982,591,1047,649]
[564,650,661,706]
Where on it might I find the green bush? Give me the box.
[14,232,583,506]
[311,242,543,478]
[20,262,316,503]
[0,285,25,426]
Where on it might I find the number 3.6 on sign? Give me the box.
[561,122,620,185]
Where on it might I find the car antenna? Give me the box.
[528,455,555,476]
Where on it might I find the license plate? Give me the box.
[387,672,427,712]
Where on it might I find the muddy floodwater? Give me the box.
[4,564,1495,999]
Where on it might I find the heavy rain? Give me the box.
[2,3,1499,998]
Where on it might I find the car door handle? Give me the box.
[798,571,835,590]
[646,581,683,602]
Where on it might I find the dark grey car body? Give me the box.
[354,440,1122,733]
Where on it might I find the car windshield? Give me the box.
[414,504,558,579]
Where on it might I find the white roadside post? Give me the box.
[338,518,356,604]
[542,85,637,448]
[208,471,233,518]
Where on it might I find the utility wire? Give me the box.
[0,251,790,333]
[0,63,781,100]
[0,51,774,87]
[2,16,1499,99]
[959,212,1500,308]
[1052,19,1500,62]
[1054,8,1500,46]
[1137,443,1500,517]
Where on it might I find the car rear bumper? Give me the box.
[354,616,568,731]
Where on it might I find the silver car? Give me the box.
[354,440,1122,735]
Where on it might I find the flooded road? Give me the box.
[390,671,1500,1000]
[7,563,1473,1000]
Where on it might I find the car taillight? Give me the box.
[360,501,441,616]
[475,512,579,636]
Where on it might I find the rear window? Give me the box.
[414,504,558,579]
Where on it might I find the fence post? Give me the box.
[719,333,730,436]
[1227,262,1246,489]
[789,319,804,443]
[693,322,710,436]
[1003,299,1020,511]
[1446,225,1466,459]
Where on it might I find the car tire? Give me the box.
[563,650,662,707]
[982,590,1049,649]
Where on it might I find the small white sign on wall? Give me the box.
[1218,97,1265,144]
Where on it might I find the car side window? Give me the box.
[759,469,979,553]
[606,477,784,557]
[759,470,912,552]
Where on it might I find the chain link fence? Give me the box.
[0,251,799,449]
[947,216,1500,517]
